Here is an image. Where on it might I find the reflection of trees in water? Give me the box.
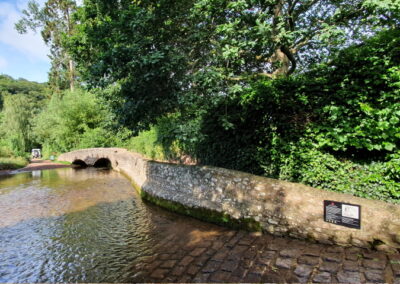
[0,166,226,283]
[0,168,136,228]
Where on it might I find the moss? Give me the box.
[141,190,262,232]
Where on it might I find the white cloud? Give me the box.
[16,0,46,11]
[0,1,49,63]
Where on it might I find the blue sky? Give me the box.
[0,0,50,83]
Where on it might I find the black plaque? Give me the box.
[324,200,361,229]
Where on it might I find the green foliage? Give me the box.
[0,139,29,170]
[265,139,400,203]
[0,157,29,170]
[309,29,400,153]
[127,127,164,160]
[16,0,78,91]
[0,74,47,109]
[66,0,192,131]
[0,145,14,158]
[33,89,115,153]
[0,75,123,160]
[137,30,400,203]
[0,75,48,158]
[6,0,395,205]
[67,0,397,133]
[0,93,38,155]
[126,121,182,161]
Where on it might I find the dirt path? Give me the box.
[0,159,72,176]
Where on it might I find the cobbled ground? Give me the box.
[132,213,400,283]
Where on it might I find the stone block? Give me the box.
[275,257,293,269]
[150,269,169,279]
[279,249,301,258]
[362,259,386,270]
[313,271,331,283]
[322,252,342,263]
[294,264,313,277]
[202,260,221,273]
[337,271,361,283]
[342,260,359,272]
[298,255,320,265]
[364,271,385,283]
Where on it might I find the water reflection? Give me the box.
[0,168,188,282]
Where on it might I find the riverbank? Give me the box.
[0,156,28,171]
[0,159,72,176]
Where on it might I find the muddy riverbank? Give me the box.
[0,159,71,176]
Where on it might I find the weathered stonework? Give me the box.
[58,148,400,251]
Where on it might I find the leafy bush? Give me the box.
[142,30,400,203]
[0,157,28,170]
[0,93,39,155]
[266,139,400,203]
[33,89,116,153]
[309,30,400,154]
[127,127,164,160]
[126,121,183,161]
[0,144,14,158]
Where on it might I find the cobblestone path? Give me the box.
[133,216,400,283]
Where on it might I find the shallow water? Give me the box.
[0,168,206,283]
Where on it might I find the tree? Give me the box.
[67,0,195,131]
[0,74,47,109]
[0,94,36,154]
[187,0,399,78]
[33,90,113,153]
[16,0,78,91]
[66,0,399,133]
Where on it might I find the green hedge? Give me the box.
[133,30,400,203]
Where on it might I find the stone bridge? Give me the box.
[58,148,148,186]
[58,147,123,167]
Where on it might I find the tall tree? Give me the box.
[16,0,78,91]
[67,0,195,131]
[188,0,398,78]
[66,0,399,131]
[0,94,36,154]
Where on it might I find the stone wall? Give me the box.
[58,148,400,251]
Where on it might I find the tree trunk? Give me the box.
[69,58,74,92]
[65,4,75,91]
[270,0,296,77]
[271,48,291,76]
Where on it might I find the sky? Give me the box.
[0,0,50,83]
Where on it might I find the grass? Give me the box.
[0,156,29,170]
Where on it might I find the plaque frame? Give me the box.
[323,200,361,229]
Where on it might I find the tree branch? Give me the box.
[280,45,296,75]
[292,0,319,21]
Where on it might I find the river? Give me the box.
[0,167,394,283]
[0,167,223,283]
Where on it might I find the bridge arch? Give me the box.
[72,159,87,167]
[93,158,112,168]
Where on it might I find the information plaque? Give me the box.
[324,200,361,229]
